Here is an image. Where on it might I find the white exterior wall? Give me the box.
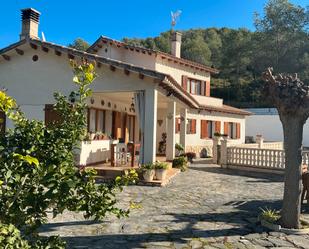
[0,45,156,127]
[186,109,246,146]
[96,44,156,71]
[155,57,210,86]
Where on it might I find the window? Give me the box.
[128,115,135,142]
[188,78,202,95]
[182,75,211,96]
[88,108,106,133]
[44,104,62,126]
[186,119,196,134]
[224,122,241,139]
[201,120,214,139]
[175,118,181,133]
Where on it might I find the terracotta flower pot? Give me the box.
[143,169,155,181]
[155,169,167,181]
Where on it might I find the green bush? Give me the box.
[259,207,281,223]
[0,61,137,248]
[154,161,168,170]
[172,156,188,172]
[0,223,30,249]
[175,143,184,152]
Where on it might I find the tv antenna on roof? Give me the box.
[171,10,182,30]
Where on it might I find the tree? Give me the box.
[181,34,211,65]
[254,0,309,73]
[68,38,90,51]
[262,68,309,228]
[0,61,137,247]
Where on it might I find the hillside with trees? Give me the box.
[122,0,309,108]
[70,0,308,108]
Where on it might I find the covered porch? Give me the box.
[75,89,190,169]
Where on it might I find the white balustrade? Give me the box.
[226,147,309,170]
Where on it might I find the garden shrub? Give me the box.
[172,156,188,172]
[0,61,137,248]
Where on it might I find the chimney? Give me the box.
[171,31,182,58]
[20,8,41,40]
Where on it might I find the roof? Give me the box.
[87,36,219,74]
[0,38,249,116]
[200,104,252,116]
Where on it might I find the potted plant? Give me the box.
[141,163,155,181]
[175,143,184,157]
[90,132,96,140]
[154,162,168,181]
[172,156,188,172]
[185,152,196,163]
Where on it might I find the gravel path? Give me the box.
[40,164,309,248]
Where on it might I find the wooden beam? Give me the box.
[42,46,49,53]
[124,69,130,76]
[55,50,62,56]
[2,54,10,61]
[68,54,74,60]
[139,73,144,80]
[97,44,102,48]
[15,48,24,55]
[30,43,38,50]
[110,65,116,71]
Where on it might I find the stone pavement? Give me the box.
[40,164,309,248]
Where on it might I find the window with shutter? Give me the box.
[187,119,197,134]
[236,123,241,139]
[215,121,221,133]
[45,104,62,126]
[191,119,196,134]
[175,118,179,133]
[205,80,210,96]
[224,122,229,136]
[200,120,207,139]
[182,75,188,92]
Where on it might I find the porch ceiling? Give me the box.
[93,92,177,109]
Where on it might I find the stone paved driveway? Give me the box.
[41,164,309,248]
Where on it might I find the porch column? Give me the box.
[143,88,157,163]
[166,101,176,161]
[180,108,187,152]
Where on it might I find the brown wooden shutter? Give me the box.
[201,81,205,96]
[224,122,229,135]
[182,75,188,92]
[236,123,241,139]
[215,121,221,133]
[205,80,210,96]
[191,119,196,134]
[45,104,61,126]
[175,118,180,133]
[0,111,6,134]
[200,120,208,139]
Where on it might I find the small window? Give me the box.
[88,108,106,133]
[186,119,196,134]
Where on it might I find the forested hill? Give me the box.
[121,1,309,108]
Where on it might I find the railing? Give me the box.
[227,148,309,170]
[227,147,285,170]
[234,142,283,150]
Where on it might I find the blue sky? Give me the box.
[0,0,307,48]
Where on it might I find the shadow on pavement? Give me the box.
[189,165,284,182]
[40,199,286,248]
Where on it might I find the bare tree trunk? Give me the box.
[280,115,304,229]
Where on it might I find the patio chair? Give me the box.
[114,143,131,166]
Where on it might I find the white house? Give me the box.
[0,8,251,166]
